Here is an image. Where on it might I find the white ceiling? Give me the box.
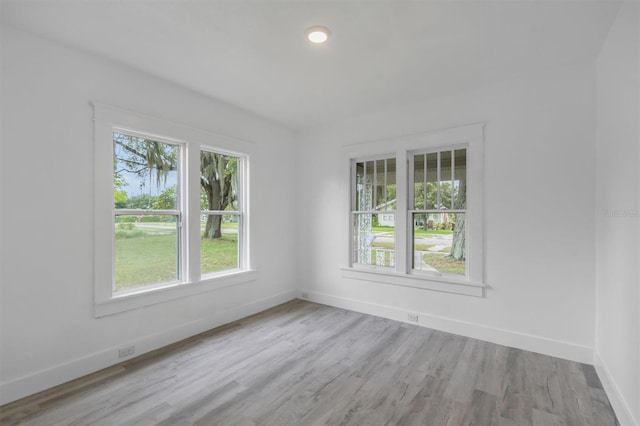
[2,0,621,130]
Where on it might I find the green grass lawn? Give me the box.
[115,225,238,291]
[372,225,395,233]
[115,233,177,290]
[414,228,453,236]
[371,241,395,250]
[422,253,465,275]
[201,234,238,275]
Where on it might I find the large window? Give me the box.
[94,104,253,316]
[346,123,483,296]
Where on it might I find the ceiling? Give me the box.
[2,0,621,130]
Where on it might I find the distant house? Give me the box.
[375,198,450,229]
[375,199,396,227]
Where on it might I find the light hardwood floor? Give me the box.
[1,300,618,426]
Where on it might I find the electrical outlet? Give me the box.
[118,345,135,358]
[407,313,419,323]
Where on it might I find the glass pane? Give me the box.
[201,214,239,275]
[426,152,438,209]
[386,158,396,207]
[355,162,365,210]
[114,215,179,291]
[413,152,439,210]
[201,151,239,212]
[452,149,467,209]
[413,154,425,210]
[440,151,452,209]
[353,213,395,267]
[113,133,178,210]
[355,161,374,211]
[374,158,396,211]
[374,159,385,210]
[364,160,374,210]
[413,212,465,276]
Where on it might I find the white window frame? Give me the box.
[112,128,187,294]
[342,123,485,297]
[408,145,468,278]
[200,146,248,276]
[350,154,397,270]
[94,103,255,317]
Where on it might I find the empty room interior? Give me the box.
[1,0,639,425]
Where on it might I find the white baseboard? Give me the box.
[594,352,638,426]
[0,289,297,406]
[300,289,593,364]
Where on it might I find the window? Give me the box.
[345,123,484,296]
[351,156,396,268]
[410,148,467,276]
[113,131,184,293]
[200,150,244,276]
[94,103,254,316]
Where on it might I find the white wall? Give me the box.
[595,3,640,425]
[0,27,298,404]
[298,62,598,364]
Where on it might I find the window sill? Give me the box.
[341,267,484,297]
[95,269,258,318]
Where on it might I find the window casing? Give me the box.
[345,123,484,296]
[94,103,254,317]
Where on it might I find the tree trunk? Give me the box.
[202,171,223,239]
[449,180,466,260]
[203,215,222,239]
[200,152,234,240]
[449,216,465,260]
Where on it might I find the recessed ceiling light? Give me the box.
[305,26,330,44]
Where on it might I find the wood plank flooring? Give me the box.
[0,300,618,426]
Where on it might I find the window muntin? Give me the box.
[352,156,396,268]
[113,132,183,292]
[200,150,244,276]
[410,148,467,277]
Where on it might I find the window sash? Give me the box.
[410,211,468,277]
[350,154,397,271]
[351,154,395,212]
[351,212,396,268]
[199,150,247,275]
[200,212,243,275]
[112,130,186,294]
[408,147,468,278]
[408,146,467,211]
[113,213,183,294]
